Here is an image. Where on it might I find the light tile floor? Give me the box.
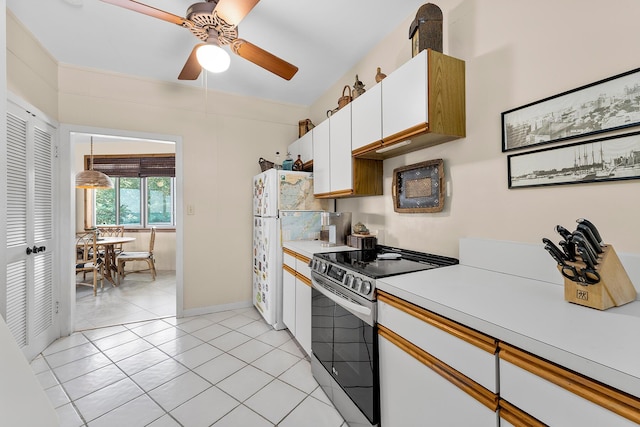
[33,307,346,427]
[75,270,176,330]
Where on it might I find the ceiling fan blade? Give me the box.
[231,39,298,80]
[100,0,186,26]
[214,0,260,26]
[178,44,205,80]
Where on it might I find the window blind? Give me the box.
[87,154,175,177]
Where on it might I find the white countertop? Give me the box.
[377,264,640,398]
[283,240,353,259]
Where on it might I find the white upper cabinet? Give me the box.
[351,84,382,153]
[328,105,352,195]
[312,105,383,199]
[373,49,465,158]
[288,131,313,168]
[382,50,429,140]
[311,120,330,195]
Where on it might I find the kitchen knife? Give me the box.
[576,223,603,254]
[571,230,600,261]
[576,218,603,244]
[542,238,567,262]
[558,240,576,261]
[576,244,597,271]
[555,225,573,241]
[554,225,576,260]
[544,243,568,266]
[571,233,598,266]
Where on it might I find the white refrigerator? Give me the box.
[252,169,328,329]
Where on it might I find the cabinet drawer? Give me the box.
[295,255,311,280]
[499,343,640,426]
[283,251,295,269]
[379,335,498,427]
[377,291,498,393]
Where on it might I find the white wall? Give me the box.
[311,0,640,258]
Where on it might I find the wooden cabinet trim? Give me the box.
[378,290,498,354]
[379,324,498,412]
[294,253,310,265]
[297,274,312,287]
[283,263,296,276]
[499,342,640,424]
[381,123,429,146]
[498,399,546,427]
[427,49,466,137]
[315,189,354,199]
[283,247,296,257]
[352,140,383,157]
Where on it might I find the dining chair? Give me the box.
[75,231,104,296]
[97,225,125,254]
[116,227,157,285]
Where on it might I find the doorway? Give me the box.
[59,125,183,335]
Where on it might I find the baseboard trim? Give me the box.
[181,300,253,318]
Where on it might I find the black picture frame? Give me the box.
[501,67,640,152]
[507,130,640,188]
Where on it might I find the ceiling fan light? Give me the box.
[196,44,231,73]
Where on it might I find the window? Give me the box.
[86,154,175,229]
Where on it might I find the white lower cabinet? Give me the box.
[377,292,499,426]
[379,336,497,427]
[282,265,296,336]
[499,343,640,426]
[294,276,312,355]
[282,248,312,356]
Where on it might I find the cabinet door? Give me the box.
[382,50,428,139]
[329,105,352,193]
[378,297,498,392]
[287,138,299,163]
[351,84,382,152]
[299,132,313,165]
[500,343,640,426]
[288,132,313,166]
[312,121,330,195]
[295,277,312,356]
[379,335,498,427]
[282,266,296,335]
[4,100,59,360]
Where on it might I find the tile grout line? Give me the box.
[39,310,340,427]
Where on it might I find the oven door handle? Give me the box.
[312,278,372,318]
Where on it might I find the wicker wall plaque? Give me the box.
[392,159,444,213]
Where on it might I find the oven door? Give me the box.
[311,271,379,425]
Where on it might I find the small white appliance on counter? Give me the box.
[252,168,328,329]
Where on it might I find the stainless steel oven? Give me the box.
[309,246,458,427]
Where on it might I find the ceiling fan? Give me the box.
[100,0,299,80]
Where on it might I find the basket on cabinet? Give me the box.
[258,157,275,172]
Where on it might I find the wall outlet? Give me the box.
[187,204,195,215]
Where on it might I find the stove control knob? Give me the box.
[345,274,354,288]
[320,262,327,273]
[361,281,372,295]
[353,277,362,291]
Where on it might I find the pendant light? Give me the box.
[75,137,114,189]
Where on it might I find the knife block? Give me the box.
[560,245,637,310]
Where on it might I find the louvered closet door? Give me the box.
[5,100,59,360]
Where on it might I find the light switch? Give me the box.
[187,204,195,215]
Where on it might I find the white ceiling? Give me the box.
[8,0,430,106]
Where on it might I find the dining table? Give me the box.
[97,236,136,285]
